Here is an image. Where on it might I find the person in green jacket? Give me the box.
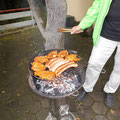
[71,0,120,107]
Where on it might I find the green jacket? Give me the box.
[79,0,112,46]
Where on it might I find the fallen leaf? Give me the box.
[17,93,20,97]
[3,71,6,74]
[110,109,115,115]
[1,91,5,94]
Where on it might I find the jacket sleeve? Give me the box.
[79,0,100,30]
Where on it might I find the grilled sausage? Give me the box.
[45,58,62,68]
[55,62,78,76]
[49,59,69,72]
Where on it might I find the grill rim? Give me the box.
[28,49,78,80]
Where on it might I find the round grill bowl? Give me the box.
[28,49,85,99]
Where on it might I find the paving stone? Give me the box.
[116,87,120,94]
[115,89,120,101]
[107,109,120,120]
[0,92,11,105]
[92,102,108,115]
[36,109,50,120]
[94,82,103,91]
[18,95,33,105]
[111,99,120,110]
[26,102,41,114]
[16,104,27,111]
[94,115,107,120]
[71,112,79,119]
[77,106,95,120]
[90,91,104,102]
[68,98,80,112]
[10,88,28,100]
[41,98,50,109]
[3,98,19,110]
[23,113,36,120]
[101,75,109,86]
[25,87,36,96]
[9,105,27,120]
[0,110,12,120]
[6,76,23,92]
[31,94,43,102]
[82,94,94,107]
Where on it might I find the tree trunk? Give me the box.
[28,0,67,50]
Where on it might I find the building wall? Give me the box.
[67,0,93,21]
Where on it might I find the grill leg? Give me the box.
[49,98,67,120]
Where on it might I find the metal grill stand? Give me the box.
[47,100,77,120]
[49,98,67,120]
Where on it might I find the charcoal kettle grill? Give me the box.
[28,49,85,120]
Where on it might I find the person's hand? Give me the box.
[71,25,83,34]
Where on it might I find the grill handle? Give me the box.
[71,90,79,97]
[28,75,36,90]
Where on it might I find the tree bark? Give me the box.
[28,0,67,50]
